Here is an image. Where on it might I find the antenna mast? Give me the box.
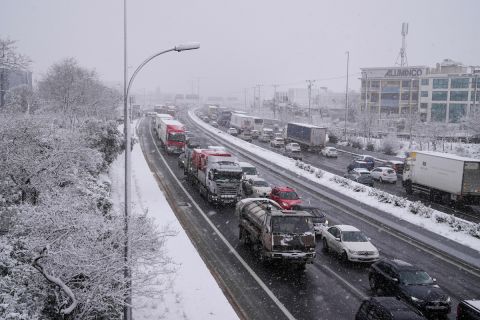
[396,22,409,67]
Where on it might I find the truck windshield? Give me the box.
[271,216,313,234]
[214,172,242,182]
[242,167,257,176]
[168,132,185,142]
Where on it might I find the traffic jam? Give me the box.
[147,104,480,320]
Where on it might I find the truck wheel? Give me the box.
[405,181,413,195]
[322,238,329,253]
[379,177,383,183]
[341,251,349,262]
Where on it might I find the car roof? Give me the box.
[333,225,360,232]
[326,146,336,149]
[239,161,255,167]
[274,186,295,192]
[382,259,420,271]
[353,168,370,173]
[388,160,404,164]
[368,297,425,318]
[353,160,368,164]
[249,176,266,182]
[375,166,395,170]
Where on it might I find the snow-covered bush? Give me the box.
[366,142,375,151]
[330,176,352,188]
[408,201,433,218]
[315,169,325,178]
[381,135,399,155]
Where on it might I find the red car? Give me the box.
[269,186,302,209]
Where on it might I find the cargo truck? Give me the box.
[236,198,316,269]
[285,122,327,152]
[402,151,480,205]
[185,148,243,205]
[156,118,186,154]
[229,113,263,132]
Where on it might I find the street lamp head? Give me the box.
[174,42,200,52]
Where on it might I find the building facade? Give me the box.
[361,59,480,124]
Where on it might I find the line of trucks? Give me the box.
[181,141,316,269]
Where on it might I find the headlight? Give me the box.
[281,201,288,207]
[411,296,424,303]
[446,296,451,303]
[325,219,329,226]
[348,249,358,254]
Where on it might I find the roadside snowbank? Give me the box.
[109,124,238,319]
[189,111,480,253]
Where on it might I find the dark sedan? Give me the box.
[369,259,451,317]
[344,168,374,187]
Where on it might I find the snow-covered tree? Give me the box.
[37,58,121,128]
[0,38,31,108]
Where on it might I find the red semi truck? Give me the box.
[156,118,186,154]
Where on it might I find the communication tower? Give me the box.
[395,22,409,67]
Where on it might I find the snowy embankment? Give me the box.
[109,121,238,319]
[189,111,480,253]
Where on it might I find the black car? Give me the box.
[348,160,372,172]
[344,168,374,187]
[369,259,451,316]
[356,297,426,320]
[290,205,327,234]
[457,300,480,320]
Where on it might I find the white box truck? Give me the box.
[402,151,480,205]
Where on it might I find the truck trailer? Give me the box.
[236,198,316,269]
[156,118,186,154]
[185,148,243,205]
[285,122,327,152]
[402,151,480,205]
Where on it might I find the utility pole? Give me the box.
[272,84,278,119]
[363,72,369,141]
[244,88,247,110]
[256,84,263,115]
[306,80,315,123]
[344,51,350,140]
[252,86,256,113]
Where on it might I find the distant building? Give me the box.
[360,59,480,124]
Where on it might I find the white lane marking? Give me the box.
[144,119,296,320]
[315,264,367,300]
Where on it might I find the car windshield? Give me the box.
[275,138,284,142]
[168,132,185,142]
[359,171,370,176]
[341,231,368,242]
[242,167,257,175]
[271,216,313,234]
[253,180,269,187]
[399,270,434,285]
[278,191,299,200]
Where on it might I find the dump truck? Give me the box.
[185,148,243,205]
[285,122,327,152]
[236,198,316,269]
[402,151,480,205]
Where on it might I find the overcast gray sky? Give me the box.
[2,0,479,98]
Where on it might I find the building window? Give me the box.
[420,103,428,110]
[433,79,449,89]
[371,92,379,102]
[386,80,400,86]
[371,81,380,88]
[471,91,480,102]
[431,103,447,122]
[421,79,429,86]
[381,93,399,100]
[451,78,469,89]
[471,77,480,89]
[421,91,429,97]
[432,91,448,101]
[449,104,466,123]
[450,91,468,101]
[402,80,411,88]
[411,92,418,101]
[401,92,410,101]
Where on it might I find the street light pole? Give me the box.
[122,38,199,320]
[344,51,350,140]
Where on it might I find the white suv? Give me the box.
[321,147,338,158]
[270,137,285,148]
[227,128,238,136]
[285,142,301,152]
[370,167,397,184]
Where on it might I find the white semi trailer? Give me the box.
[402,151,480,205]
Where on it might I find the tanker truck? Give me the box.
[235,198,316,269]
[185,148,243,205]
